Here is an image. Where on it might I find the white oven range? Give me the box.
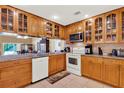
[66,47,85,76]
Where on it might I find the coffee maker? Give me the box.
[85,44,93,54]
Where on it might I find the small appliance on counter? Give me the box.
[112,49,124,57]
[37,38,49,53]
[64,47,70,52]
[112,49,118,56]
[85,44,93,54]
[117,49,124,57]
[98,47,103,55]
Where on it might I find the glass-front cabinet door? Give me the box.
[94,15,104,43]
[17,10,29,35]
[0,6,15,32]
[84,19,93,44]
[105,11,119,43]
[44,21,53,38]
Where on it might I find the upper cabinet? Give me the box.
[74,21,84,33]
[29,15,40,36]
[54,24,60,38]
[38,19,46,37]
[94,15,105,43]
[119,8,124,42]
[84,19,94,44]
[16,10,30,35]
[105,11,119,43]
[0,6,16,32]
[59,26,65,39]
[44,21,53,38]
[53,24,65,39]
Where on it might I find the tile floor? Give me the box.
[25,74,113,88]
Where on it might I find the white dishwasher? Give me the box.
[32,57,48,83]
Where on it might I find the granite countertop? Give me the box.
[0,52,67,62]
[82,54,124,60]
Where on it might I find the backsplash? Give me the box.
[67,42,124,55]
[93,43,124,54]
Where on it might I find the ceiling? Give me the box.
[13,5,123,26]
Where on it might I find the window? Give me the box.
[3,43,17,55]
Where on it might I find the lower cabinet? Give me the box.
[81,55,122,87]
[91,58,102,81]
[81,56,102,81]
[81,56,92,77]
[102,58,120,86]
[119,61,124,87]
[49,54,66,76]
[0,59,32,88]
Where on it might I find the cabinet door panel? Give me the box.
[56,55,65,72]
[81,56,92,76]
[49,55,57,75]
[119,61,124,87]
[102,59,120,86]
[0,59,32,88]
[91,57,102,80]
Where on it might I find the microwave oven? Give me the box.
[69,32,84,42]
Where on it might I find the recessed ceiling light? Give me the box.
[84,14,89,18]
[52,15,59,20]
[89,18,93,21]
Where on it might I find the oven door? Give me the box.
[66,54,81,70]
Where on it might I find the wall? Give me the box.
[93,43,124,54]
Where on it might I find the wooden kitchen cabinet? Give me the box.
[54,24,60,38]
[94,15,105,43]
[0,59,32,88]
[81,56,102,81]
[56,54,66,72]
[49,55,57,75]
[84,18,94,44]
[44,20,54,38]
[105,10,119,43]
[38,19,46,37]
[29,15,40,36]
[119,60,124,87]
[81,56,92,77]
[65,25,71,43]
[59,26,65,39]
[49,54,66,76]
[16,10,30,35]
[91,57,103,80]
[0,5,16,33]
[119,7,124,42]
[102,58,120,86]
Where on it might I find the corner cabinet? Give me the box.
[84,19,94,44]
[44,21,53,38]
[16,10,30,35]
[105,11,119,43]
[0,6,16,32]
[94,15,105,43]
